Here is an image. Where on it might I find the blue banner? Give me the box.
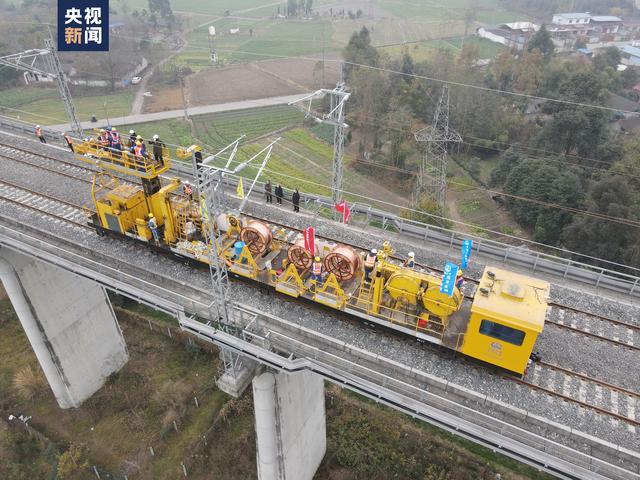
[461,239,473,270]
[58,0,109,51]
[440,262,459,297]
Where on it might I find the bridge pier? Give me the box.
[252,370,326,480]
[0,249,128,409]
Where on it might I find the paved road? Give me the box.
[50,93,311,131]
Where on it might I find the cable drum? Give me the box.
[240,221,272,255]
[323,245,360,281]
[287,237,318,270]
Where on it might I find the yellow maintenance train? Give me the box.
[75,135,549,375]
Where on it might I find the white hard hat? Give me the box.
[129,130,135,134]
[153,134,159,140]
[36,125,40,128]
[408,252,415,258]
[371,249,377,254]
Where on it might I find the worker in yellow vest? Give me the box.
[311,256,323,286]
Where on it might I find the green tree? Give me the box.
[513,49,544,94]
[593,46,622,71]
[343,26,378,77]
[384,104,412,169]
[527,25,555,58]
[503,159,584,243]
[562,176,639,267]
[489,150,523,187]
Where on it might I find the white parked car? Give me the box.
[131,76,142,85]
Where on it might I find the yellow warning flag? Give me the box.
[236,177,245,199]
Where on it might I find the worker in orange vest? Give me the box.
[364,248,378,282]
[62,132,73,152]
[311,256,323,287]
[35,125,46,144]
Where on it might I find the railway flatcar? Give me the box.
[75,137,550,375]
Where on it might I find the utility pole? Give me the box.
[43,36,83,137]
[0,38,83,137]
[289,80,350,206]
[179,67,189,121]
[191,137,278,396]
[208,25,217,64]
[413,86,461,214]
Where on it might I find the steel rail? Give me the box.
[0,180,91,230]
[513,374,640,428]
[538,360,640,399]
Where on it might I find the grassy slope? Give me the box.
[0,298,222,476]
[0,87,135,125]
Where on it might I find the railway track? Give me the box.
[1,143,639,434]
[522,361,639,430]
[0,179,91,230]
[0,143,95,182]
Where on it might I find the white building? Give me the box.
[477,22,540,51]
[552,13,591,25]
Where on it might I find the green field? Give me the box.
[374,0,520,22]
[174,18,335,69]
[116,0,333,17]
[121,104,305,151]
[380,35,505,62]
[0,87,135,125]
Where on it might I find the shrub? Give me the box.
[13,366,46,402]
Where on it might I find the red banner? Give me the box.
[335,201,351,224]
[304,226,315,255]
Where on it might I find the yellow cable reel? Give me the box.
[385,272,421,306]
[422,285,462,318]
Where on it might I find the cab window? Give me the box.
[479,320,525,346]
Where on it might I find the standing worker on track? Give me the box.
[151,134,165,166]
[292,188,300,213]
[35,125,46,144]
[62,132,74,152]
[275,184,284,205]
[264,180,273,204]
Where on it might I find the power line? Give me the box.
[349,157,640,227]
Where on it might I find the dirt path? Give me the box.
[445,189,471,233]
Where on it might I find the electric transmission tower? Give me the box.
[0,36,83,137]
[289,82,350,205]
[413,86,461,213]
